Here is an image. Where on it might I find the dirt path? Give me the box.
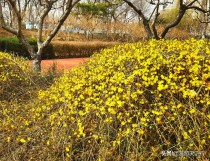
[41,58,88,73]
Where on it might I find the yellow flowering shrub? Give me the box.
[0,52,56,161]
[1,39,210,160]
[0,52,31,100]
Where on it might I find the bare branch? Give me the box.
[37,1,54,45]
[123,0,153,38]
[195,10,210,23]
[148,5,157,21]
[186,0,197,7]
[42,0,80,49]
[147,0,174,5]
[187,6,209,13]
[0,1,17,35]
[161,0,186,38]
[151,0,160,39]
[7,0,23,35]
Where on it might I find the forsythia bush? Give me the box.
[0,52,31,100]
[0,52,56,161]
[1,39,210,160]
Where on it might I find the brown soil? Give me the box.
[40,58,88,74]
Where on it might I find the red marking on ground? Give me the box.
[41,58,88,73]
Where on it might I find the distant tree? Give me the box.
[74,1,114,39]
[158,4,201,35]
[0,0,80,71]
[122,0,210,39]
[195,0,210,37]
[103,0,151,36]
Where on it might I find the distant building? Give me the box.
[25,22,34,29]
[34,23,40,29]
[25,22,45,30]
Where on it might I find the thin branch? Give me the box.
[186,0,197,7]
[7,0,22,34]
[151,0,160,39]
[37,1,54,45]
[195,11,210,23]
[17,0,21,13]
[147,0,174,5]
[41,0,80,49]
[148,5,157,21]
[123,0,153,38]
[0,1,17,35]
[123,0,149,22]
[187,6,209,13]
[161,1,186,38]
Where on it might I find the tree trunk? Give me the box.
[31,50,42,72]
[16,35,41,72]
[1,0,81,73]
[142,19,154,39]
[161,9,186,38]
[123,0,154,39]
[32,57,41,72]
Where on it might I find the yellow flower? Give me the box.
[65,147,70,152]
[66,153,70,158]
[113,140,120,147]
[201,139,206,144]
[189,143,194,147]
[156,117,161,122]
[189,109,196,114]
[7,137,11,143]
[19,138,26,143]
[92,134,99,139]
[47,140,50,145]
[132,124,138,128]
[125,128,131,135]
[182,131,189,140]
[108,107,117,114]
[137,129,144,135]
[121,121,126,126]
[188,130,193,134]
[189,90,197,98]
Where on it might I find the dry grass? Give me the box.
[52,41,120,58]
[0,29,13,37]
[52,40,119,45]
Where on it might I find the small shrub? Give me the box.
[0,51,57,101]
[0,52,32,101]
[0,52,59,160]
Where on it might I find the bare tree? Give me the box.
[193,0,210,37]
[0,0,80,71]
[123,0,210,39]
